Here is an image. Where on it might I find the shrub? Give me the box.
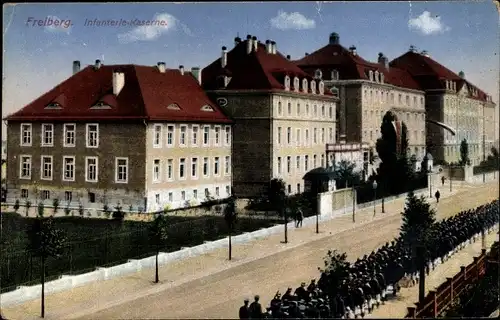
[13,199,20,213]
[25,200,32,217]
[64,206,71,216]
[78,204,84,217]
[103,204,111,218]
[128,204,133,214]
[112,204,125,220]
[52,198,60,216]
[37,202,45,217]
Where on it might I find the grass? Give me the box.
[0,212,282,293]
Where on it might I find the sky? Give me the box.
[2,1,499,139]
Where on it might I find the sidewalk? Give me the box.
[367,227,499,318]
[2,182,497,320]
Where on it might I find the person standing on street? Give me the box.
[249,295,263,319]
[435,190,441,203]
[441,176,445,186]
[297,207,304,228]
[239,298,250,319]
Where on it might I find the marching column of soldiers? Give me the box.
[239,199,499,319]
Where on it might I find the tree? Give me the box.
[201,191,216,212]
[318,250,351,297]
[112,203,124,220]
[13,199,20,213]
[331,160,362,189]
[103,203,111,218]
[268,178,288,242]
[149,214,169,283]
[37,202,45,217]
[27,217,66,318]
[64,206,71,216]
[25,200,31,217]
[224,196,237,260]
[52,198,59,216]
[460,139,470,166]
[78,203,84,217]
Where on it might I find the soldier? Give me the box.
[282,287,293,301]
[307,279,317,293]
[295,282,308,301]
[239,298,250,319]
[249,295,263,319]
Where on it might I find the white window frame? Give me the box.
[214,125,221,146]
[85,123,99,148]
[179,158,186,180]
[277,127,282,144]
[224,126,231,146]
[287,127,292,145]
[192,125,199,147]
[85,156,99,183]
[203,125,210,146]
[287,156,291,174]
[153,124,163,148]
[179,125,187,147]
[203,157,210,178]
[152,159,161,183]
[277,157,282,174]
[40,155,53,181]
[63,123,76,147]
[167,159,174,181]
[168,192,173,202]
[41,123,54,147]
[115,157,129,184]
[19,155,32,180]
[296,156,301,172]
[64,191,72,202]
[191,157,198,179]
[42,190,50,200]
[214,156,220,176]
[296,129,301,147]
[167,125,175,147]
[224,156,231,175]
[321,128,325,143]
[193,189,198,199]
[20,123,32,147]
[62,156,76,182]
[155,194,160,204]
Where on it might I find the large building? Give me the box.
[390,49,497,165]
[4,61,232,211]
[201,35,338,198]
[295,33,427,161]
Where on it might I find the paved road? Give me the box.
[3,182,497,320]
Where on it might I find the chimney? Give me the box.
[179,65,184,75]
[458,71,465,78]
[329,32,339,45]
[378,53,389,70]
[349,46,357,56]
[234,36,241,46]
[305,52,309,56]
[421,50,430,57]
[271,41,276,54]
[286,55,291,60]
[265,40,272,54]
[221,46,228,68]
[112,71,125,96]
[252,36,258,52]
[246,35,252,54]
[94,59,102,70]
[157,62,166,73]
[73,61,81,74]
[191,67,202,85]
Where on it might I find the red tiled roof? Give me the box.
[390,51,490,102]
[294,43,422,91]
[202,39,333,96]
[4,64,232,123]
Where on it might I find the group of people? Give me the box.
[239,199,499,319]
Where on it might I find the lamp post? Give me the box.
[372,180,378,217]
[482,133,486,183]
[428,170,433,198]
[381,180,385,213]
[352,186,356,223]
[282,191,288,244]
[449,166,453,193]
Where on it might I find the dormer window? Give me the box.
[380,73,385,84]
[293,77,300,92]
[167,103,181,110]
[201,105,214,112]
[310,80,316,94]
[374,71,379,83]
[369,70,374,81]
[90,101,111,109]
[284,75,291,91]
[302,79,308,93]
[330,87,339,98]
[331,70,339,80]
[445,80,450,90]
[318,81,325,95]
[45,102,62,109]
[314,69,323,80]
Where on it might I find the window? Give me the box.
[225,126,231,145]
[391,93,395,103]
[203,157,209,177]
[331,69,339,80]
[288,185,292,194]
[296,156,300,171]
[370,131,373,140]
[19,155,32,179]
[277,157,282,174]
[203,126,210,145]
[193,189,198,199]
[181,191,186,201]
[306,104,310,116]
[86,124,99,148]
[287,156,291,173]
[205,188,210,198]
[20,123,32,146]
[321,128,325,143]
[314,105,318,117]
[167,159,174,180]
[63,124,76,147]
[115,157,128,183]
[214,157,220,176]
[321,106,325,117]
[321,154,325,167]
[180,125,187,146]
[297,103,301,115]
[214,126,221,146]
[167,125,175,146]
[64,191,72,202]
[85,156,98,182]
[153,124,162,147]
[42,190,50,200]
[41,156,53,180]
[297,184,301,193]
[278,101,282,115]
[398,94,402,104]
[305,155,309,171]
[287,127,291,144]
[155,194,160,204]
[153,159,161,182]
[191,158,198,178]
[305,129,309,145]
[226,185,231,196]
[277,127,282,144]
[313,128,317,144]
[168,192,173,202]
[63,156,75,182]
[41,124,54,146]
[288,102,292,115]
[215,187,220,197]
[296,129,301,146]
[329,128,333,142]
[313,155,317,168]
[21,189,29,198]
[179,158,186,179]
[329,106,333,118]
[192,125,199,146]
[224,156,230,175]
